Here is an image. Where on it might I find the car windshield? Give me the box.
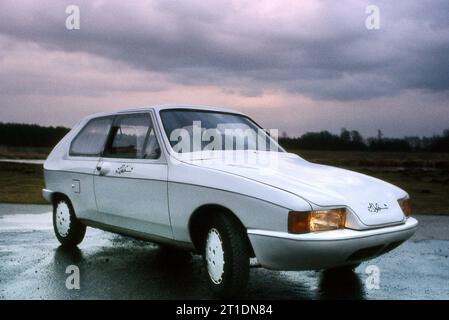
[160,109,284,153]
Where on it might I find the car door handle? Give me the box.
[96,165,110,176]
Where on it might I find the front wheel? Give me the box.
[202,214,250,298]
[53,197,86,247]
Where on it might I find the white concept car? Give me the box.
[43,105,418,297]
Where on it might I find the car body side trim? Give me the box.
[43,169,292,211]
[80,218,194,249]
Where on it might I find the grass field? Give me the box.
[0,149,448,214]
[0,146,50,160]
[0,162,46,204]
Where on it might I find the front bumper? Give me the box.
[247,217,418,270]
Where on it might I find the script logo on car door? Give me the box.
[115,164,133,175]
[368,202,389,213]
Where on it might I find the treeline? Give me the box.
[0,123,70,148]
[279,128,449,152]
[0,122,448,152]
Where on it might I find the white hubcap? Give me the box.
[205,228,225,284]
[55,201,71,237]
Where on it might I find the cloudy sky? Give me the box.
[0,0,448,137]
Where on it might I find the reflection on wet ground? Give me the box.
[0,205,448,299]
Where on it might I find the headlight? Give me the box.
[288,208,346,234]
[398,197,412,217]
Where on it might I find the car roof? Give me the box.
[84,104,245,120]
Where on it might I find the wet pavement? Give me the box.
[0,203,448,300]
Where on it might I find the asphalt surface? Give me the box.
[0,203,448,300]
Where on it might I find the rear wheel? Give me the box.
[202,214,250,298]
[53,197,86,247]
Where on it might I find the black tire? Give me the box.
[202,213,250,298]
[326,263,360,273]
[52,197,86,247]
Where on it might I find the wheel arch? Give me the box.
[188,203,255,257]
[50,192,71,205]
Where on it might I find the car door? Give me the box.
[93,112,171,239]
[65,116,114,220]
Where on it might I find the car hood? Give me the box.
[186,151,407,227]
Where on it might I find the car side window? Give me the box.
[70,117,113,156]
[104,114,161,159]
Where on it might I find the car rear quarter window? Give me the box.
[69,117,113,156]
